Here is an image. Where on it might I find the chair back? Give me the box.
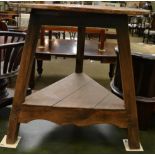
[150,13,155,30]
[0,21,8,31]
[0,18,17,26]
[0,31,26,79]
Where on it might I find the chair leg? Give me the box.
[143,35,145,43]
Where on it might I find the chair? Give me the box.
[0,18,18,31]
[0,31,26,108]
[143,13,155,43]
[0,21,8,31]
[128,16,139,36]
[111,43,155,130]
[128,15,150,37]
[0,18,17,26]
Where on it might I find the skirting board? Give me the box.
[0,135,21,148]
[123,139,144,151]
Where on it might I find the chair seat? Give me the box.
[128,23,137,28]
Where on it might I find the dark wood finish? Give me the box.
[0,31,26,108]
[0,12,18,20]
[111,43,155,130]
[33,39,117,88]
[33,39,116,88]
[6,4,149,149]
[41,26,117,40]
[35,25,117,81]
[0,21,8,31]
[36,39,116,62]
[36,59,43,77]
[76,27,85,73]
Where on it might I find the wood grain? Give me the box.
[24,73,124,110]
[19,106,128,128]
[11,3,150,15]
[36,39,117,62]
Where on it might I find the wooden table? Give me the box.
[35,39,117,78]
[36,39,116,62]
[29,39,117,88]
[6,4,149,150]
[31,25,115,88]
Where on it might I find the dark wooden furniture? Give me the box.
[0,11,18,20]
[143,13,155,43]
[6,4,149,150]
[35,39,116,78]
[40,26,117,40]
[111,43,155,130]
[36,26,114,76]
[36,39,116,61]
[0,21,8,31]
[0,31,26,108]
[30,26,116,88]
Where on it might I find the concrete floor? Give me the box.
[1,36,155,153]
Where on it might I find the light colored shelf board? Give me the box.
[24,73,124,110]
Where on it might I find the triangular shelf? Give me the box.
[19,73,127,128]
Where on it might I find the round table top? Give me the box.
[10,3,150,16]
[131,43,155,56]
[116,43,155,60]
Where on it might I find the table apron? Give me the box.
[32,9,128,29]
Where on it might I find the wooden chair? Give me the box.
[0,21,8,31]
[111,43,155,130]
[143,13,155,43]
[0,18,17,26]
[0,31,26,108]
[0,18,18,31]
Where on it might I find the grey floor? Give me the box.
[0,36,155,153]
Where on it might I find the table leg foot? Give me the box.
[0,135,21,148]
[123,139,143,151]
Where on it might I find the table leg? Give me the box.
[76,27,85,73]
[29,58,35,89]
[116,16,140,149]
[6,13,41,144]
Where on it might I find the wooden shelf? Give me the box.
[23,73,124,110]
[19,73,126,128]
